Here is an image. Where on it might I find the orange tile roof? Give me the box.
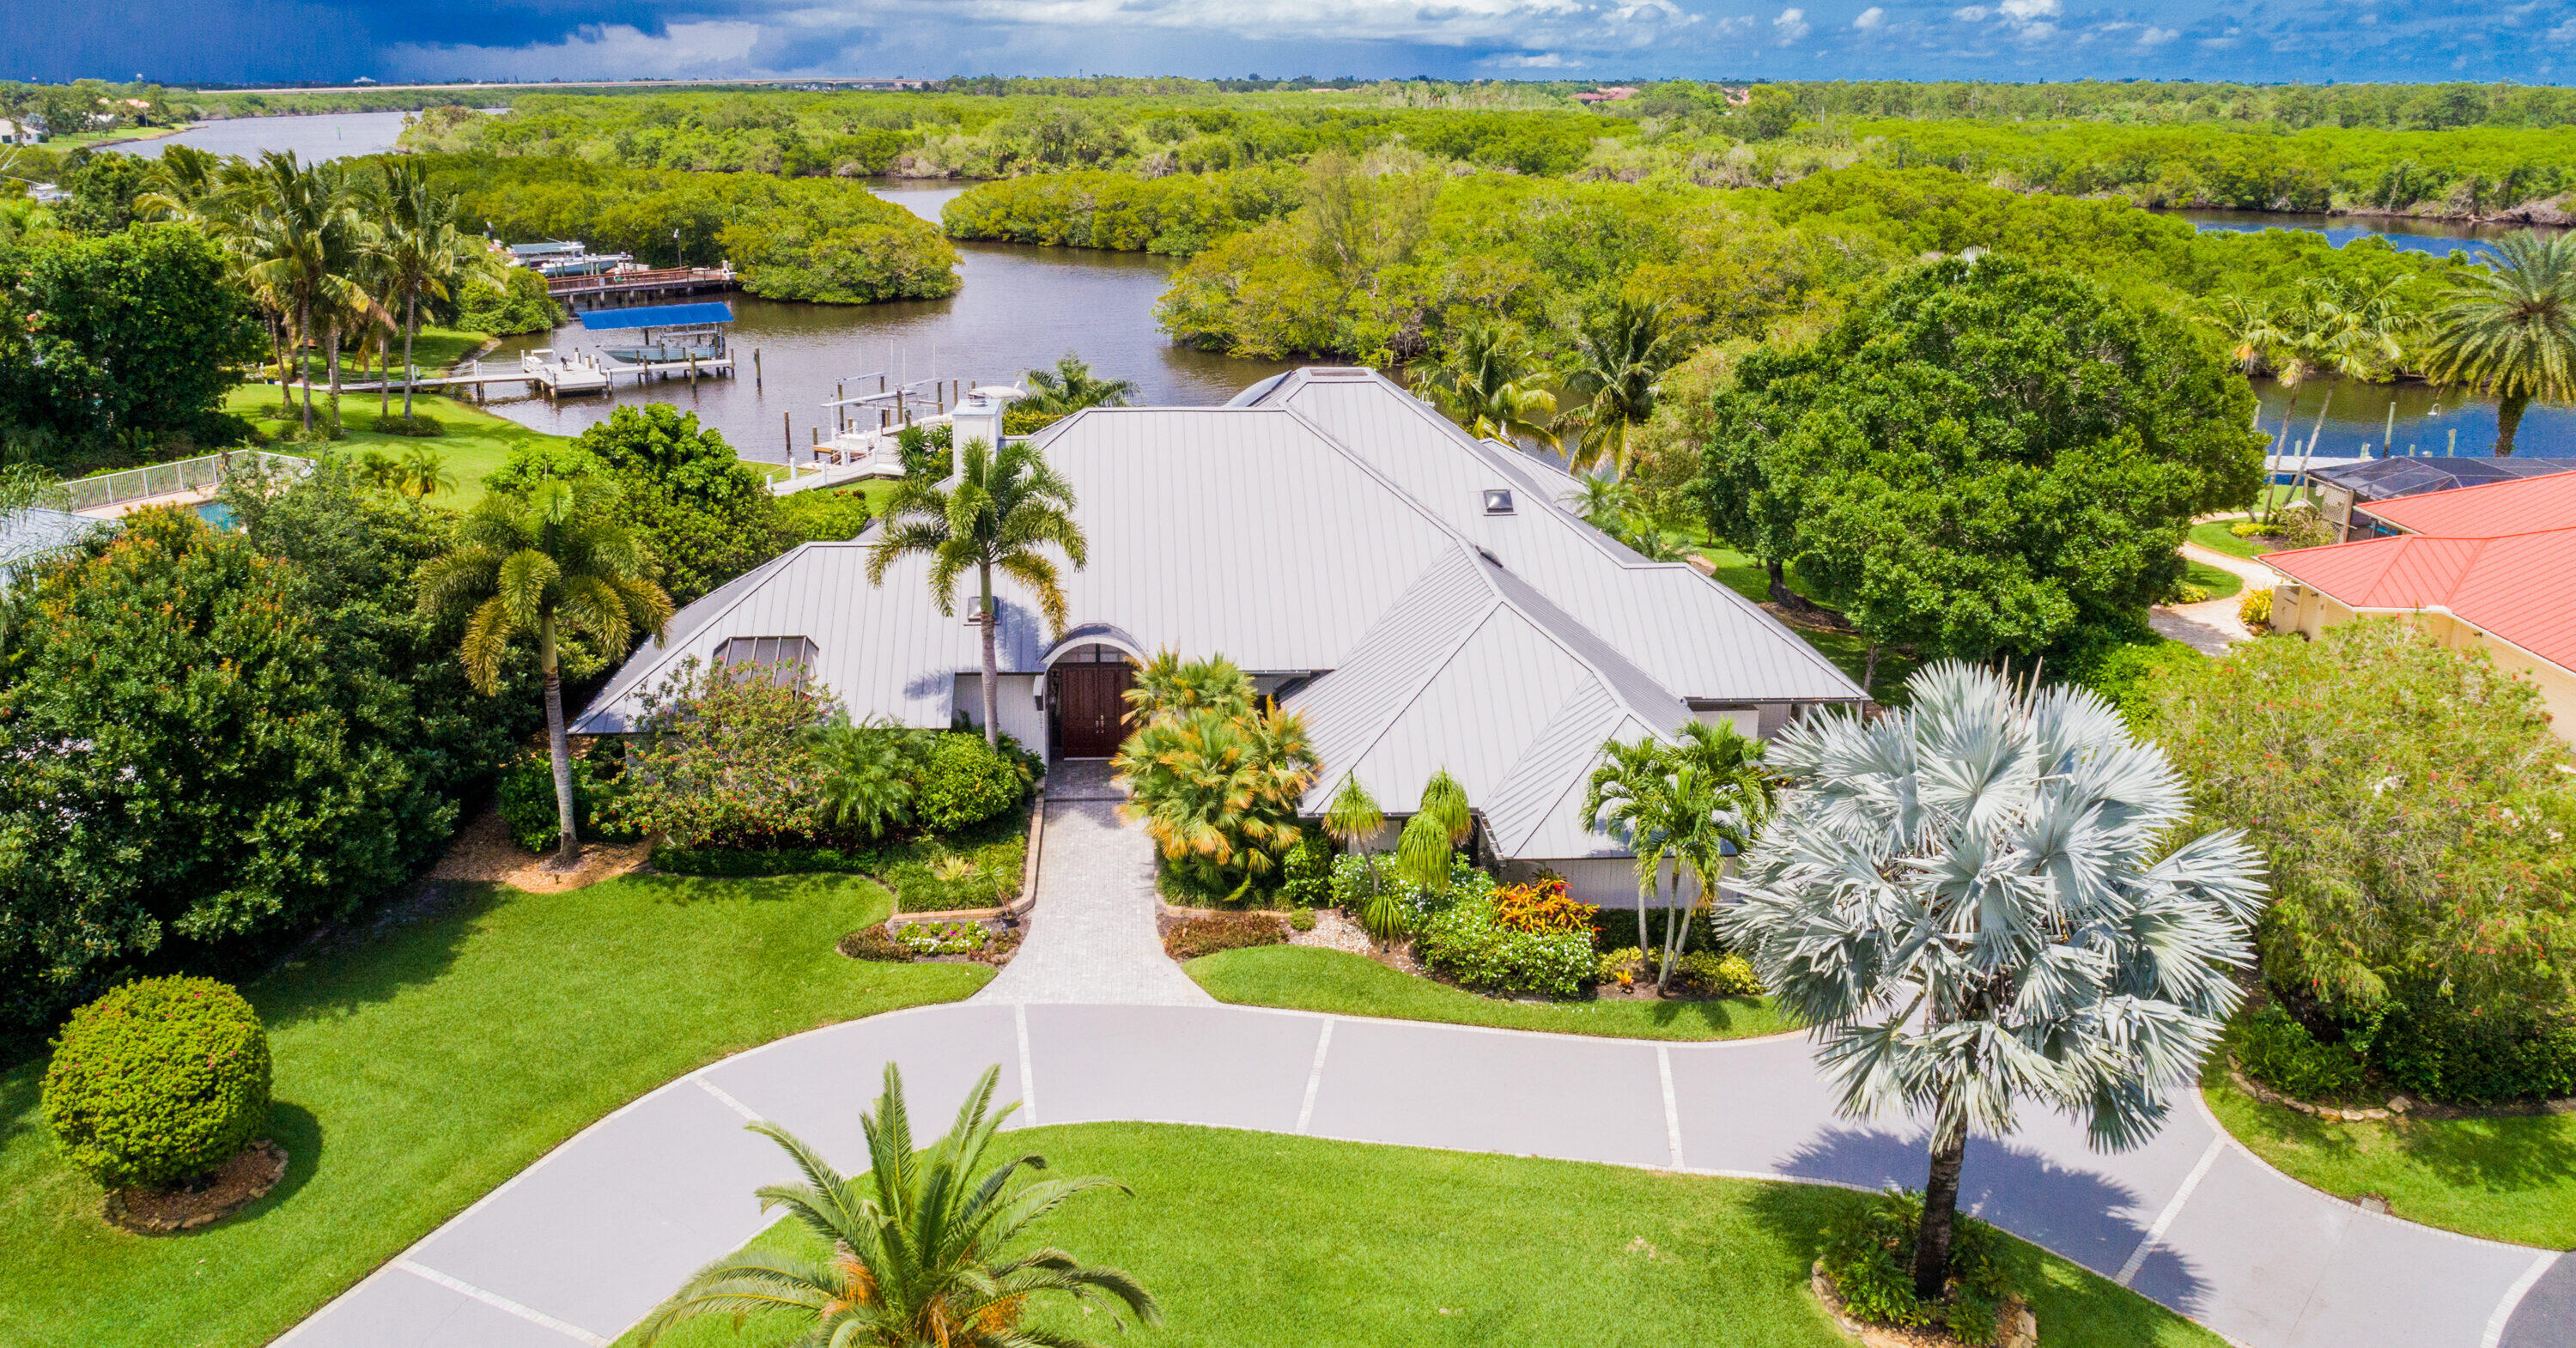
[2358,469,2576,537]
[2265,526,2576,671]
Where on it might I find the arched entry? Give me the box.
[1048,643,1136,758]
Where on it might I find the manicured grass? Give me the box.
[2190,518,2279,561]
[2201,1068,2576,1249]
[2183,558,2245,600]
[622,1122,2225,1348]
[1692,546,1923,701]
[1188,944,1799,1041]
[224,385,574,507]
[0,872,991,1348]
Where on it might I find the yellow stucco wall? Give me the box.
[2269,584,2576,742]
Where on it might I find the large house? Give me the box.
[575,367,1868,901]
[2268,469,2576,738]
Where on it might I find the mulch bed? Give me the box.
[428,806,651,893]
[105,1141,289,1234]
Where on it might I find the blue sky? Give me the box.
[12,0,2576,88]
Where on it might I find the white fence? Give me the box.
[63,450,315,514]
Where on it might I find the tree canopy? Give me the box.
[1692,257,2265,675]
[0,222,260,451]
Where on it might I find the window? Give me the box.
[1482,489,1516,515]
[712,635,819,687]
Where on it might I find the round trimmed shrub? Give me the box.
[43,977,272,1191]
[916,733,1025,832]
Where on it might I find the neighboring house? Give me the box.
[2307,456,2576,542]
[574,367,1867,902]
[0,118,45,145]
[2267,471,2576,738]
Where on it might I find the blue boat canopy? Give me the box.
[575,302,733,331]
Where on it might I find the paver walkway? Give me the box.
[974,760,1211,1007]
[2152,541,2285,655]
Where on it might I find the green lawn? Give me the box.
[1692,546,1923,701]
[622,1122,2224,1348]
[0,872,991,1348]
[2183,558,2245,601]
[225,385,574,507]
[2201,1069,2576,1250]
[2190,518,2280,562]
[1188,944,1799,1041]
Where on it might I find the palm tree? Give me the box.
[1422,320,1558,448]
[1115,702,1319,899]
[640,1064,1157,1347]
[1390,768,1472,895]
[1558,298,1686,476]
[416,478,672,867]
[869,438,1088,748]
[1558,473,1632,535]
[1582,738,1686,977]
[2196,292,2283,377]
[1322,774,1401,944]
[2421,230,2576,456]
[393,445,455,504]
[1649,721,1775,991]
[235,152,386,435]
[370,161,478,422]
[803,713,927,841]
[1019,351,1138,416]
[1717,662,2266,1301]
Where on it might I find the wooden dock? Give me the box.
[546,264,740,301]
[276,349,738,400]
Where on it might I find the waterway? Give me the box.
[121,109,415,161]
[477,184,1296,459]
[2169,208,2542,262]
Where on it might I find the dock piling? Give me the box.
[784,411,792,456]
[754,347,762,391]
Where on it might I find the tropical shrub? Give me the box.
[656,845,878,877]
[1492,877,1597,936]
[602,657,829,849]
[2078,640,2205,731]
[916,732,1028,832]
[1287,908,1317,932]
[1278,835,1334,908]
[1163,912,1289,960]
[2239,586,2274,629]
[886,835,1025,911]
[2231,1004,2372,1102]
[1674,950,1766,999]
[1595,946,1647,989]
[1115,654,1319,899]
[2374,999,2576,1106]
[42,977,271,1191]
[896,920,991,956]
[774,488,873,543]
[1818,1190,2011,1345]
[805,714,930,841]
[1416,895,1595,998]
[495,745,632,853]
[896,422,953,478]
[453,265,563,336]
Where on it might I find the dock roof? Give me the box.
[574,302,734,331]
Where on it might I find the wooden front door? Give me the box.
[1052,664,1134,758]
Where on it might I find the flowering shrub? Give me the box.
[1492,877,1597,936]
[1674,950,1765,998]
[896,920,990,956]
[1417,895,1594,998]
[2238,586,2272,629]
[603,657,829,848]
[43,977,271,1191]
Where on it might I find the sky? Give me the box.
[11,0,2576,88]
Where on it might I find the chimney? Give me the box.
[951,385,1024,452]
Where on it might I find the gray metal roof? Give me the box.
[2312,455,2576,502]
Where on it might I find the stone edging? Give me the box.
[105,1140,289,1233]
[2227,1055,2576,1123]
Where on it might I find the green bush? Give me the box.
[916,732,1027,831]
[1592,908,1721,956]
[885,835,1026,912]
[368,412,445,437]
[2233,1004,2372,1102]
[1417,896,1595,998]
[2078,640,2205,731]
[896,422,953,478]
[1287,908,1317,932]
[1595,946,1646,988]
[649,845,879,877]
[495,748,633,853]
[2375,998,2576,1105]
[1164,912,1289,960]
[1674,950,1766,998]
[42,977,272,1191]
[836,926,912,962]
[1817,1189,2009,1345]
[1279,835,1333,908]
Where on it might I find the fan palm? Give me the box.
[2421,229,2576,456]
[1717,661,2266,1299]
[640,1064,1157,1348]
[1423,320,1558,448]
[1125,650,1254,721]
[416,478,672,866]
[1019,351,1138,416]
[1558,298,1685,476]
[869,438,1088,747]
[1113,703,1319,899]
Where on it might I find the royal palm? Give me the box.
[416,478,671,866]
[869,438,1087,748]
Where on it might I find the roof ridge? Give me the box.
[1457,548,1691,732]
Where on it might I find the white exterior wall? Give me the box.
[1544,857,1712,908]
[955,673,1047,751]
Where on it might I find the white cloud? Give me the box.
[1489,51,1575,66]
[2014,20,2057,40]
[1951,6,1990,20]
[386,21,764,81]
[2138,24,2179,45]
[2551,18,2576,42]
[1773,6,1810,43]
[1996,0,2057,18]
[1852,5,1885,30]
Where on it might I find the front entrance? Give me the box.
[1050,658,1135,758]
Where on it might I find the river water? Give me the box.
[477,184,1296,460]
[121,110,416,161]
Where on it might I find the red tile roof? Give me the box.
[2266,526,2576,671]
[2358,469,2576,537]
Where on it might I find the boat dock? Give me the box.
[277,348,736,400]
[546,264,740,301]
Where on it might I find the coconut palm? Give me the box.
[1558,473,1632,534]
[416,478,672,867]
[234,152,386,434]
[1716,661,2266,1300]
[1019,351,1138,416]
[1423,320,1558,448]
[1558,298,1686,476]
[869,438,1088,748]
[369,161,480,422]
[639,1064,1157,1348]
[2421,229,2576,456]
[2195,292,2284,378]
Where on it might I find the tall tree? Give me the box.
[1719,662,2265,1300]
[416,478,671,867]
[869,438,1088,748]
[1559,298,1685,476]
[369,160,479,422]
[0,223,260,447]
[1422,319,1558,448]
[2421,229,2576,456]
[1018,350,1137,416]
[641,1064,1157,1347]
[1582,737,1686,984]
[234,151,383,434]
